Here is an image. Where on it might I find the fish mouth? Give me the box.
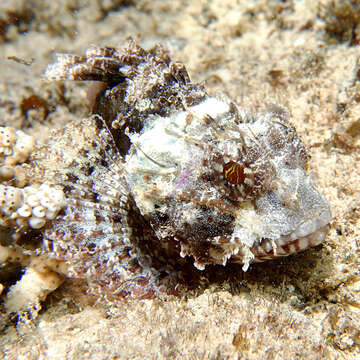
[248,225,330,262]
[228,196,332,266]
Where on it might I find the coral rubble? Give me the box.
[0,126,66,316]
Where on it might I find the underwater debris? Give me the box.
[41,40,331,299]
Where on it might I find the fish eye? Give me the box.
[212,158,257,201]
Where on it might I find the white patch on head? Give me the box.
[191,98,230,120]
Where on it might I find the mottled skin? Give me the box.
[43,40,331,298]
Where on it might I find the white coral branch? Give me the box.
[0,245,68,314]
[5,265,64,314]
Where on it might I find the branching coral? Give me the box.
[1,243,65,320]
[0,183,66,231]
[0,126,34,166]
[0,126,66,318]
[1,246,65,314]
[0,126,34,188]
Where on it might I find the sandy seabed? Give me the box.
[0,1,359,359]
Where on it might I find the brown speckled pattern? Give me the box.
[43,41,331,298]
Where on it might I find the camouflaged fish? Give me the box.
[43,40,331,298]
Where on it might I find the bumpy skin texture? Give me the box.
[44,40,331,298]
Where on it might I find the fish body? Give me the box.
[44,41,331,298]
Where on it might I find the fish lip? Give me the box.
[228,222,331,265]
[250,224,331,262]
